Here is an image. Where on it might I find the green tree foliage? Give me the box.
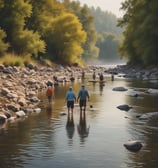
[69,1,99,60]
[0,0,45,57]
[118,0,158,66]
[47,13,87,64]
[26,0,64,34]
[28,0,86,64]
[0,29,9,55]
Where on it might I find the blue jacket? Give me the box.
[66,90,76,101]
[78,88,89,100]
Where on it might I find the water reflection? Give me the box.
[77,111,90,143]
[66,112,75,140]
[99,83,104,95]
[46,104,53,120]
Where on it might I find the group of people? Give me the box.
[93,71,104,81]
[66,84,90,113]
[46,84,90,114]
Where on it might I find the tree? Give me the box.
[69,1,99,61]
[97,32,121,62]
[46,13,87,64]
[0,29,9,55]
[0,0,45,56]
[118,0,158,66]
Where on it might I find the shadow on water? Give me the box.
[46,104,53,120]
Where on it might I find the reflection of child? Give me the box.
[46,86,53,103]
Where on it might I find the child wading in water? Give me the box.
[46,85,54,103]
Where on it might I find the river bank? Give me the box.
[0,63,87,126]
[0,63,158,128]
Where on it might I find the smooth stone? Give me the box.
[60,112,67,116]
[112,87,128,91]
[124,140,143,152]
[117,104,132,111]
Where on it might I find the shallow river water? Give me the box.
[0,73,158,168]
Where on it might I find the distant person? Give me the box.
[66,87,76,114]
[77,84,90,113]
[111,73,114,81]
[93,71,96,80]
[99,73,104,82]
[81,70,85,79]
[46,85,54,103]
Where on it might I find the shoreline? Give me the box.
[0,63,158,128]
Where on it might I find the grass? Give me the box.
[0,53,85,67]
[0,53,31,67]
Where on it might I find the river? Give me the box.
[0,71,158,168]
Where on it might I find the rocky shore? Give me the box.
[0,63,158,128]
[106,64,158,80]
[0,63,89,127]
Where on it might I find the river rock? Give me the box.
[7,92,18,99]
[112,86,128,91]
[0,113,7,120]
[124,140,143,152]
[60,112,67,116]
[117,104,132,111]
[24,108,34,113]
[33,108,41,113]
[127,90,139,97]
[18,97,26,106]
[5,103,20,112]
[15,110,26,118]
[146,88,158,95]
[30,96,40,103]
[139,112,158,120]
[7,116,17,122]
[1,87,10,95]
[4,112,11,118]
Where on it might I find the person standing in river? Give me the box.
[46,85,54,103]
[92,71,96,80]
[66,87,76,114]
[99,72,104,82]
[77,84,90,113]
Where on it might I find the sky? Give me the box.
[73,0,124,17]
